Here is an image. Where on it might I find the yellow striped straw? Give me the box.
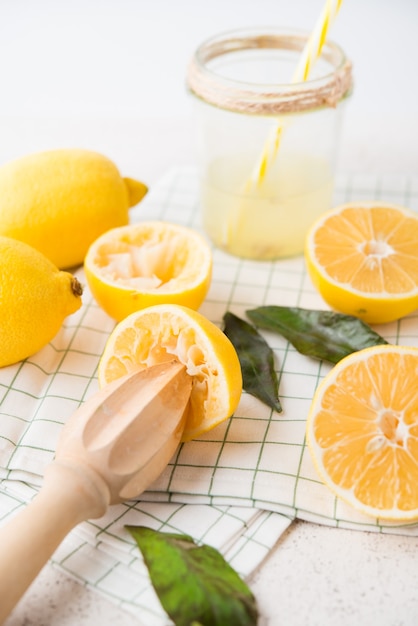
[246,0,344,191]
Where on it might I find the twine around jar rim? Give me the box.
[187,31,353,115]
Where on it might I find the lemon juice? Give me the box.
[187,28,351,261]
[201,153,334,260]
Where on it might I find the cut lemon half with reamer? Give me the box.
[307,344,418,521]
[305,202,418,324]
[84,221,212,321]
[98,304,242,441]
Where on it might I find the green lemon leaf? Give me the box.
[126,526,258,626]
[246,305,388,364]
[223,311,282,413]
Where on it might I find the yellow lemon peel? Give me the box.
[84,221,212,321]
[0,236,83,367]
[0,149,147,269]
[98,304,242,441]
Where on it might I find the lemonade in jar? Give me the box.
[187,28,352,260]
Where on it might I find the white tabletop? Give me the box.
[1,1,418,624]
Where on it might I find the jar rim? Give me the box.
[187,27,353,115]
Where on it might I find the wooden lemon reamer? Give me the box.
[0,360,192,623]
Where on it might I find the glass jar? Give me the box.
[187,27,353,260]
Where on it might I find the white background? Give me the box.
[1,0,417,119]
[1,1,418,625]
[1,0,418,180]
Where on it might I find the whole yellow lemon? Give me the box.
[0,149,147,269]
[0,236,83,368]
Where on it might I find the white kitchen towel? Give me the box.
[1,168,418,624]
[0,478,290,625]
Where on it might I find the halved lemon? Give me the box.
[84,221,212,321]
[98,304,242,441]
[305,202,418,324]
[307,344,418,521]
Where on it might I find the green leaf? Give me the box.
[223,311,282,413]
[246,306,389,365]
[126,526,258,626]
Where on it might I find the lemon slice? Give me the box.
[98,304,242,441]
[307,344,418,521]
[85,221,212,321]
[305,202,418,324]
